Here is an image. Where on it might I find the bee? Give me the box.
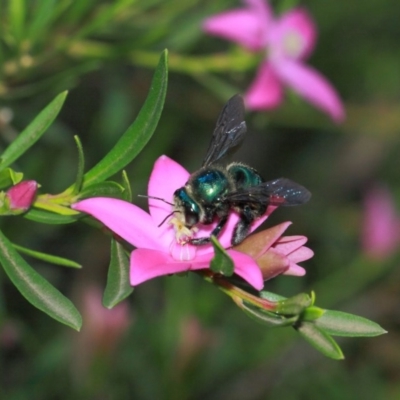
[166,94,311,246]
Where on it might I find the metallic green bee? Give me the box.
[168,94,311,246]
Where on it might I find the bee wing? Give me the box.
[224,178,311,206]
[202,94,247,167]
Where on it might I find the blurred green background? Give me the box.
[1,0,400,399]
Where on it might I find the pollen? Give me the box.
[169,216,198,244]
[283,31,304,58]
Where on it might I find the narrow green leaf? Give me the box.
[0,229,82,330]
[24,209,80,224]
[0,168,23,189]
[121,170,132,202]
[9,0,26,43]
[210,235,234,276]
[315,310,387,337]
[276,293,312,316]
[0,91,68,171]
[302,306,325,321]
[76,181,124,200]
[260,290,285,302]
[241,300,297,327]
[27,0,57,41]
[13,244,82,269]
[71,135,85,194]
[296,322,344,360]
[103,238,133,309]
[82,50,168,187]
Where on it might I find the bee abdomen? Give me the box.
[227,163,263,190]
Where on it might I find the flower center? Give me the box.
[283,30,304,58]
[167,214,198,261]
[169,215,198,244]
[169,240,196,261]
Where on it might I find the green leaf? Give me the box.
[27,0,57,42]
[260,290,285,302]
[241,300,297,327]
[0,92,68,171]
[302,306,325,321]
[315,310,387,337]
[121,170,132,202]
[0,168,23,189]
[9,0,26,43]
[71,135,85,194]
[210,235,234,276]
[13,244,81,269]
[276,293,312,316]
[0,229,82,330]
[76,181,124,200]
[103,238,133,309]
[24,208,80,224]
[296,322,344,360]
[82,50,168,187]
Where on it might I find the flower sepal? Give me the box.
[275,292,312,316]
[0,168,23,190]
[210,235,234,276]
[239,299,298,327]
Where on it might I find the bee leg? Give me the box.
[188,216,228,246]
[232,206,255,246]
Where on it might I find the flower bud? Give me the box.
[234,222,313,281]
[5,180,37,215]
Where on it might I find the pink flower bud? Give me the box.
[6,180,37,214]
[234,222,313,281]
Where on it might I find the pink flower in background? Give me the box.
[81,286,130,353]
[362,186,400,259]
[71,286,130,379]
[234,221,313,281]
[73,155,277,291]
[203,0,345,122]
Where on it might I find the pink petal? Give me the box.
[287,246,314,263]
[72,198,163,250]
[273,235,308,256]
[259,221,292,255]
[244,61,283,110]
[203,0,272,51]
[130,249,193,286]
[192,205,276,257]
[182,212,244,259]
[147,155,190,226]
[169,241,197,261]
[362,185,400,259]
[285,263,306,276]
[269,8,316,61]
[274,60,345,122]
[228,249,264,290]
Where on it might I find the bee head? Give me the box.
[173,187,201,228]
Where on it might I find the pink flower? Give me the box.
[5,180,37,214]
[362,185,400,259]
[203,0,345,122]
[71,285,130,378]
[234,221,313,280]
[72,155,276,290]
[79,286,130,353]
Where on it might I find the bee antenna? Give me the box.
[157,211,180,228]
[138,194,174,206]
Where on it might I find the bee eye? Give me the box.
[174,188,200,227]
[184,209,199,227]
